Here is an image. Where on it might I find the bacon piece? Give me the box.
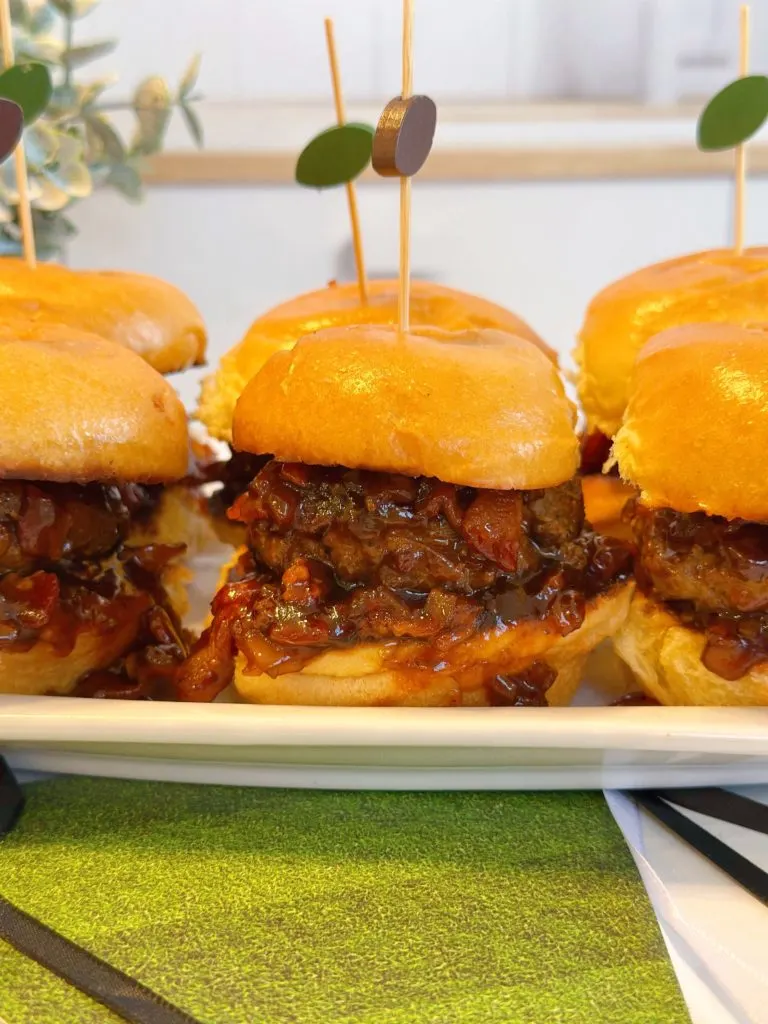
[461,491,523,572]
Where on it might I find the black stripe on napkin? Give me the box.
[654,787,768,836]
[1,759,202,1022]
[630,791,768,906]
[0,896,204,1024]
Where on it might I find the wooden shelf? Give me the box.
[146,145,767,185]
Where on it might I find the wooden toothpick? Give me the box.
[324,17,368,304]
[735,3,750,255]
[398,0,415,334]
[0,0,34,268]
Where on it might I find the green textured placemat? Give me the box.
[0,780,689,1024]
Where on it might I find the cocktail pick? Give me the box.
[371,0,436,333]
[295,19,374,304]
[0,0,52,268]
[697,4,766,254]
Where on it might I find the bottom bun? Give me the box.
[0,550,189,698]
[582,475,636,542]
[234,581,633,707]
[614,593,768,705]
[0,617,140,696]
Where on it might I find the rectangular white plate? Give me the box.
[3,698,768,790]
[4,556,768,790]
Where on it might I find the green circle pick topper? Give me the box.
[295,122,374,189]
[697,74,768,151]
[0,62,53,126]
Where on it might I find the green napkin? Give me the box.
[0,780,688,1024]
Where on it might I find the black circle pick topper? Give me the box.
[372,94,437,178]
[0,97,23,165]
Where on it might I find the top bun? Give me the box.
[576,247,768,437]
[0,325,189,484]
[233,325,578,490]
[614,322,768,521]
[198,278,551,441]
[0,258,206,374]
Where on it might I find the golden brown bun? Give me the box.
[582,475,636,541]
[0,327,189,483]
[233,326,578,490]
[0,618,140,696]
[197,278,551,441]
[0,258,205,373]
[615,592,768,705]
[614,322,768,520]
[234,581,633,706]
[575,247,768,437]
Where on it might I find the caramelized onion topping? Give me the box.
[0,479,188,699]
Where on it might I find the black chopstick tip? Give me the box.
[0,756,24,839]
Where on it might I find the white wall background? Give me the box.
[77,0,768,105]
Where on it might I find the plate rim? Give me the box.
[2,696,768,753]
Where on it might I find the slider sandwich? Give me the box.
[0,326,192,698]
[195,278,553,534]
[575,248,768,538]
[0,257,207,374]
[614,323,768,705]
[179,325,633,706]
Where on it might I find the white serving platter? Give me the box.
[3,698,768,790]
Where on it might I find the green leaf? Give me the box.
[49,82,78,116]
[77,74,117,108]
[0,156,42,202]
[131,76,172,156]
[61,39,117,68]
[34,177,73,211]
[295,123,374,188]
[179,53,202,101]
[24,122,59,167]
[0,62,52,124]
[84,112,124,162]
[105,162,142,201]
[43,158,91,198]
[23,2,57,34]
[44,211,78,239]
[179,101,203,148]
[14,33,65,63]
[49,0,102,18]
[10,0,33,31]
[697,75,768,151]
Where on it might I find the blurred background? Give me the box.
[32,0,768,404]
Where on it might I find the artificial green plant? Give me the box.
[0,0,202,258]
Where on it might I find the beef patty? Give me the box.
[631,502,768,680]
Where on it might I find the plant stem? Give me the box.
[63,7,73,88]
